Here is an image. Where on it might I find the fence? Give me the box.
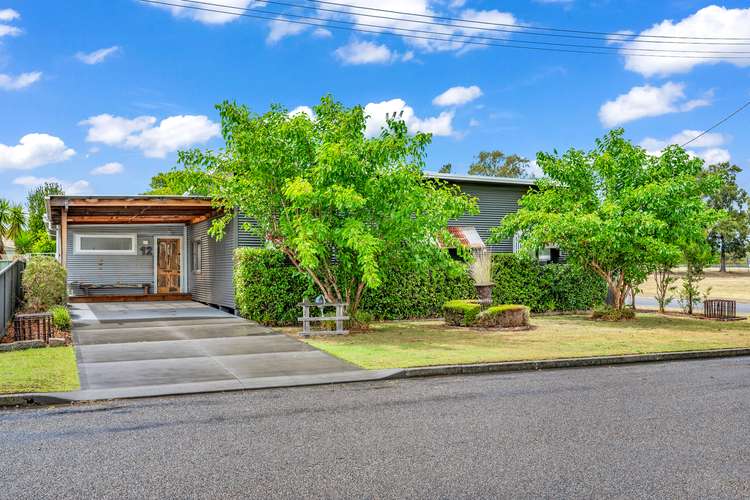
[1,260,25,338]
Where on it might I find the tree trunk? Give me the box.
[720,235,727,273]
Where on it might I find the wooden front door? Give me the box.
[157,238,181,294]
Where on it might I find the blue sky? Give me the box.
[1,0,749,203]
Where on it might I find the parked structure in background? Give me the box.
[44,173,549,314]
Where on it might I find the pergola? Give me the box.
[46,195,221,267]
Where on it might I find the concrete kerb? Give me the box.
[3,348,750,407]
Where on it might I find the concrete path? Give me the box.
[64,301,397,400]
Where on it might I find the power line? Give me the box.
[141,0,750,59]
[304,0,750,42]
[185,0,750,46]
[681,99,750,147]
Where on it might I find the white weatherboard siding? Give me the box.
[66,224,185,295]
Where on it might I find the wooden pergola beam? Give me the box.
[50,199,213,208]
[66,216,196,224]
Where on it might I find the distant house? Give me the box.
[44,173,542,313]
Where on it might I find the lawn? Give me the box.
[302,313,750,369]
[637,268,750,303]
[0,347,80,394]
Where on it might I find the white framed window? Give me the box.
[192,239,202,273]
[74,233,137,255]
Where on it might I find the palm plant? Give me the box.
[0,199,26,258]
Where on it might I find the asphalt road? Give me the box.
[2,358,750,499]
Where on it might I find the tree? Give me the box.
[0,200,26,258]
[26,182,64,234]
[171,95,477,314]
[143,169,214,196]
[703,162,749,272]
[492,129,719,313]
[467,150,529,178]
[438,163,452,174]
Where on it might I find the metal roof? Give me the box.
[424,171,537,187]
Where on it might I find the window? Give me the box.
[192,239,202,273]
[74,234,137,255]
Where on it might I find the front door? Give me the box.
[157,238,181,294]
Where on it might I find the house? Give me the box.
[45,173,537,314]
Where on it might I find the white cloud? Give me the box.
[468,118,480,127]
[266,17,308,44]
[312,28,332,38]
[13,176,91,195]
[0,133,75,170]
[148,0,255,25]
[696,148,731,164]
[639,130,731,164]
[598,82,710,127]
[76,46,120,65]
[0,24,21,37]
[288,106,314,119]
[0,71,41,90]
[81,113,220,158]
[527,159,544,178]
[364,98,454,137]
[335,40,398,65]
[621,6,750,77]
[90,162,124,175]
[433,85,482,107]
[0,8,19,22]
[80,114,156,146]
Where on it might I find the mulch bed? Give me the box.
[2,321,71,345]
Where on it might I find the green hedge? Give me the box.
[233,249,607,325]
[233,249,315,325]
[491,254,607,313]
[233,248,474,325]
[442,300,481,326]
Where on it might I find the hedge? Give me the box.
[233,248,607,325]
[234,248,474,325]
[442,300,481,326]
[491,254,607,313]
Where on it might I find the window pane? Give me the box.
[80,236,133,252]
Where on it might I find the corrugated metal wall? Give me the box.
[66,225,185,295]
[447,182,529,253]
[187,215,237,309]
[237,212,263,248]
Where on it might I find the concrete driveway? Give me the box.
[68,301,395,400]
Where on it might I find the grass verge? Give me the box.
[302,313,750,369]
[0,347,80,394]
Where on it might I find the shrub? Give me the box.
[233,248,315,326]
[592,306,636,321]
[492,254,607,313]
[50,305,71,330]
[476,304,529,328]
[443,300,481,326]
[351,310,373,331]
[22,256,67,312]
[234,248,475,325]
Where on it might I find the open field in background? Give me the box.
[637,268,750,303]
[0,347,80,394]
[297,314,750,369]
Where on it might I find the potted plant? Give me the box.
[470,249,493,308]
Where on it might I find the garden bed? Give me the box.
[297,313,750,369]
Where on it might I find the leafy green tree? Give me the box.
[703,162,749,272]
[467,150,529,178]
[144,169,214,195]
[26,182,64,234]
[170,95,477,314]
[492,129,719,312]
[438,163,452,174]
[0,200,26,258]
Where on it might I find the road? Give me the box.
[2,358,749,499]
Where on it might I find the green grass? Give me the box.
[303,313,750,369]
[0,347,80,394]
